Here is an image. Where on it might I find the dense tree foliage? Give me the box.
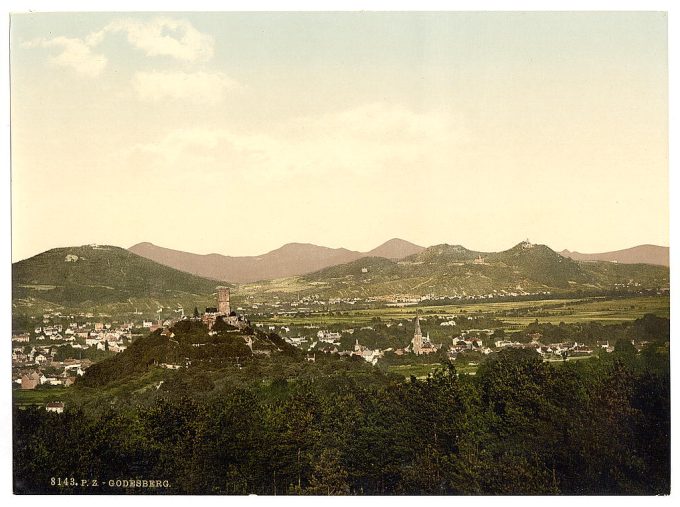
[523,314,670,346]
[14,337,669,495]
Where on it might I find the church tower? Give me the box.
[217,286,230,315]
[412,316,423,355]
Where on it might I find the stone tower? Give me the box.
[412,316,423,355]
[217,286,230,315]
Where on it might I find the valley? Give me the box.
[10,240,671,495]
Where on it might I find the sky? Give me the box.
[9,11,669,261]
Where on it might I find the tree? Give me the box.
[304,449,350,495]
[491,329,505,340]
[613,339,637,363]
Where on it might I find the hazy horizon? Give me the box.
[10,236,670,264]
[10,12,668,262]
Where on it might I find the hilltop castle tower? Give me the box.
[217,286,231,315]
[412,316,423,355]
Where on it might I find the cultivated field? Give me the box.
[257,295,669,327]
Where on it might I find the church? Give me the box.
[411,316,438,355]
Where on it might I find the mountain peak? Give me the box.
[367,238,424,259]
[381,238,413,246]
[509,239,539,251]
[271,242,354,253]
[507,240,555,253]
[127,240,424,283]
[130,241,154,247]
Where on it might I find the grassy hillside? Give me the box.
[487,242,587,287]
[262,241,669,299]
[12,245,222,314]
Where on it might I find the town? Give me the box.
[14,284,655,411]
[267,314,624,367]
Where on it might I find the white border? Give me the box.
[2,2,677,507]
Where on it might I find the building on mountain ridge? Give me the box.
[217,286,230,315]
[202,286,246,330]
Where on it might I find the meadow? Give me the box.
[256,295,669,327]
[12,387,70,407]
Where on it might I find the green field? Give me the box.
[13,387,70,407]
[499,296,669,325]
[258,295,669,327]
[258,299,579,325]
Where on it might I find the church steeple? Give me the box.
[412,316,423,355]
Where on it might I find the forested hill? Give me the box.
[296,241,669,297]
[14,336,670,495]
[78,318,297,388]
[12,245,220,309]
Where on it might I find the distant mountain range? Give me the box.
[128,238,425,283]
[560,245,669,267]
[129,239,668,283]
[12,242,669,316]
[277,241,669,299]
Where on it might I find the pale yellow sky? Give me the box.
[10,12,668,261]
